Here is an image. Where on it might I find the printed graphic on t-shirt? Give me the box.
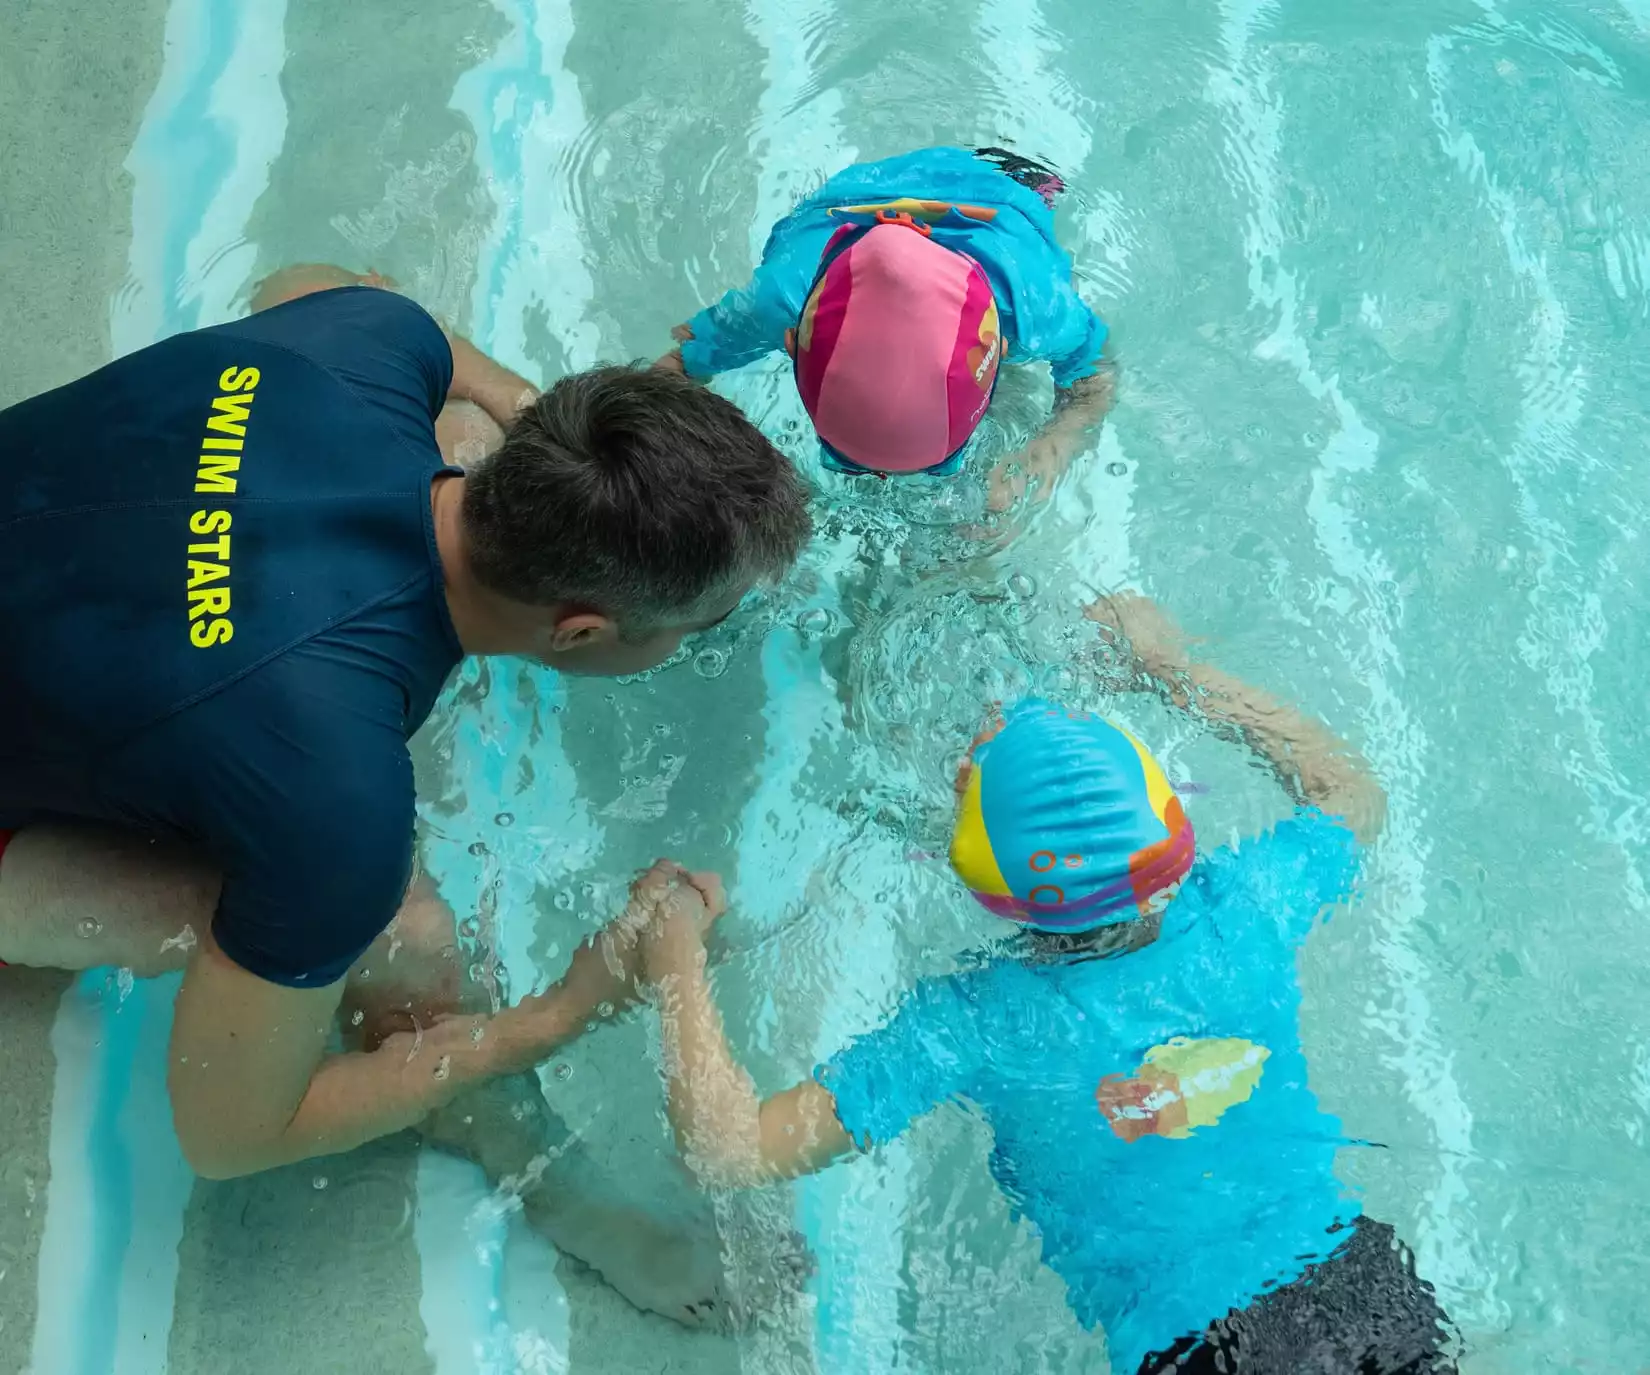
[1096,1037,1270,1143]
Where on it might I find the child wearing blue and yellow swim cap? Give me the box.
[949,699,1195,933]
[630,596,1455,1373]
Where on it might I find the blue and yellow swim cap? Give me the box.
[949,699,1195,932]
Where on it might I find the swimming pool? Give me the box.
[2,0,1649,1370]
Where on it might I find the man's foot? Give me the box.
[523,1192,736,1330]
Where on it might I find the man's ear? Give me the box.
[548,612,615,653]
[784,327,797,358]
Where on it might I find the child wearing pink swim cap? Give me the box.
[658,147,1114,506]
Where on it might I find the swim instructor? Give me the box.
[0,269,811,1179]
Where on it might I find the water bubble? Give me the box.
[350,1009,365,1027]
[797,607,833,638]
[553,890,575,911]
[76,918,102,939]
[358,968,371,981]
[313,1176,329,1191]
[552,1062,572,1082]
[1106,461,1128,477]
[459,917,480,939]
[585,1021,599,1034]
[693,647,729,679]
[467,841,489,857]
[596,1001,615,1019]
[1007,572,1037,599]
[580,882,597,900]
[510,1102,528,1121]
[468,961,486,982]
[494,812,515,828]
[433,1056,451,1082]
[1243,423,1269,440]
[470,1025,485,1045]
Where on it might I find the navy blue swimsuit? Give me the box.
[0,287,463,986]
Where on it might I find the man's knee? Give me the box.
[0,824,219,974]
[248,263,388,314]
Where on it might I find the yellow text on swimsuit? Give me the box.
[186,365,258,647]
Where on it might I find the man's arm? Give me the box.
[248,262,539,431]
[1085,593,1388,843]
[169,875,657,1180]
[986,360,1116,512]
[445,333,539,431]
[639,871,855,1188]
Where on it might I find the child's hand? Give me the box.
[624,861,727,979]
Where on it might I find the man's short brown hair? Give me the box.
[462,366,811,628]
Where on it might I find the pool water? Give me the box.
[3,0,1650,1371]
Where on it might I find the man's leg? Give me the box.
[249,262,505,470]
[422,1078,740,1329]
[0,822,218,975]
[0,820,735,1326]
[342,887,742,1327]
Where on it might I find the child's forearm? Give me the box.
[647,930,770,1187]
[1089,596,1387,842]
[1040,364,1117,456]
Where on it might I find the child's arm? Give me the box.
[1085,593,1388,843]
[987,360,1117,512]
[641,873,857,1187]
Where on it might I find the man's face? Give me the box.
[537,586,753,678]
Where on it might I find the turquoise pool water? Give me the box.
[3,0,1650,1371]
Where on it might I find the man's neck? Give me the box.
[431,475,526,657]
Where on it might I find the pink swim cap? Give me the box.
[794,219,1003,475]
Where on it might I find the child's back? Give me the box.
[820,809,1359,1371]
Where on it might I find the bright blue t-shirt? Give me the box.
[680,147,1108,388]
[819,811,1363,1371]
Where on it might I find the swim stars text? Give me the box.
[186,365,257,648]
